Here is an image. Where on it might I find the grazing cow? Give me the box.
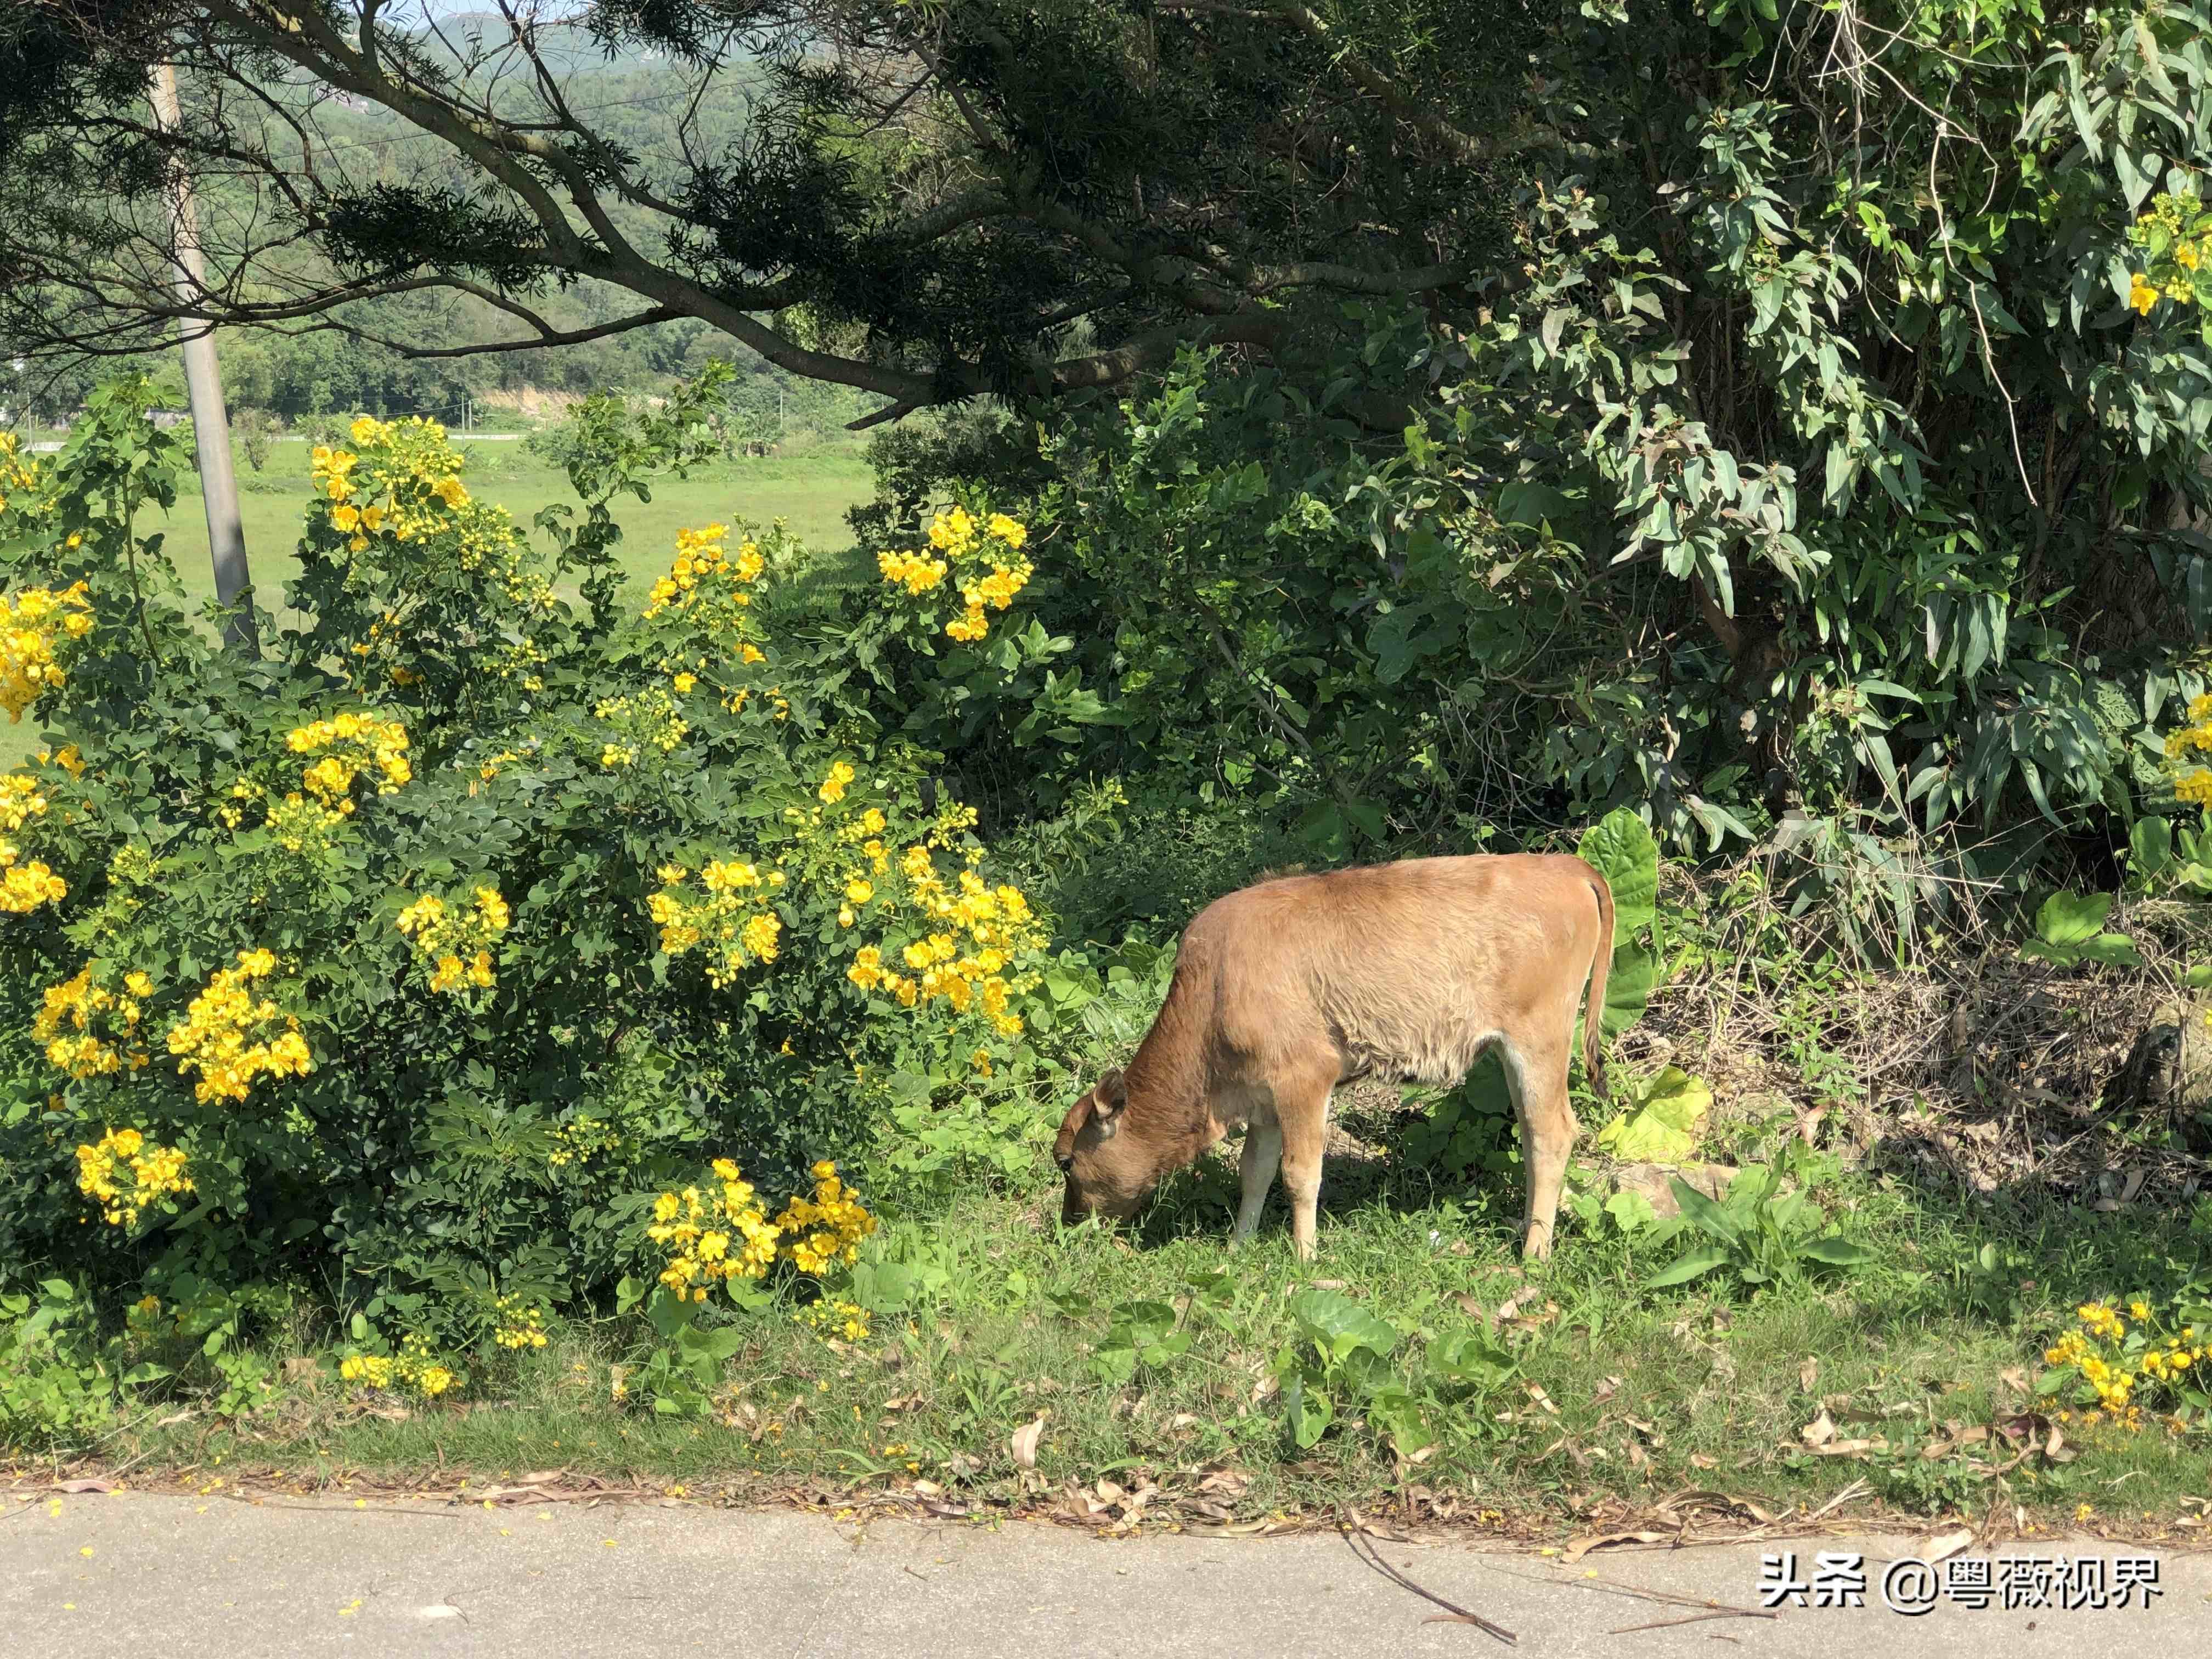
[1052,854,1613,1260]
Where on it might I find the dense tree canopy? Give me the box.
[13,1,2212,885]
[0,1,1543,416]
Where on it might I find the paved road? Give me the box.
[3,1492,2205,1656]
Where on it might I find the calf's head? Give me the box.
[1053,1068,1155,1226]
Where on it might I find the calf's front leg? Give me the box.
[1233,1116,1282,1246]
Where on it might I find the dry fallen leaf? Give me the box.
[1800,1409,1837,1448]
[1009,1415,1046,1471]
[1563,1528,1668,1562]
[1799,1358,1819,1393]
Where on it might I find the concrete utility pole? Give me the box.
[149,64,256,654]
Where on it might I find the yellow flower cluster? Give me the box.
[338,1331,456,1398]
[2044,1299,2208,1414]
[877,507,1033,643]
[215,776,355,859]
[594,686,690,759]
[33,966,153,1077]
[795,1299,872,1342]
[74,1125,194,1227]
[843,841,1038,1037]
[3,582,93,720]
[0,431,44,515]
[2,771,66,912]
[164,949,313,1104]
[312,416,470,548]
[2164,692,2212,803]
[287,712,412,806]
[648,1159,786,1301]
[642,523,771,708]
[493,1295,551,1350]
[775,1160,880,1274]
[646,522,765,617]
[648,859,787,987]
[548,1114,620,1170]
[645,1158,879,1304]
[2128,190,2212,315]
[315,419,558,690]
[396,884,512,994]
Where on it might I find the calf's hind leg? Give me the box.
[1272,1059,1340,1260]
[1502,1028,1577,1262]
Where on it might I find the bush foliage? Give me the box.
[0,376,1051,1355]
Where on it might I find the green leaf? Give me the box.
[1289,1287,1398,1362]
[1593,1066,1711,1164]
[1429,1330,1515,1388]
[1796,1237,1877,1269]
[1667,1176,1741,1247]
[2130,817,2175,882]
[1647,1245,1733,1288]
[1599,943,1657,1038]
[2032,890,2113,947]
[1577,808,1658,941]
[1285,1373,1334,1448]
[1604,1189,1660,1232]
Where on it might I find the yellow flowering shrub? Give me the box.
[2042,1296,2211,1423]
[3,373,1055,1372]
[74,1126,194,1227]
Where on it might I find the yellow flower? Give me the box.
[2131,274,2160,315]
[819,761,856,805]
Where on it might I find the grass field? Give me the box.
[54,1146,2212,1542]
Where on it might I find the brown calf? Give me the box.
[1052,854,1613,1260]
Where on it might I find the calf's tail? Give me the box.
[1582,873,1613,1102]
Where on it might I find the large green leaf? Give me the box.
[1647,1245,1733,1288]
[1796,1237,1877,1269]
[1667,1175,1742,1247]
[1598,942,1656,1038]
[1593,1065,1711,1163]
[1289,1286,1399,1362]
[1577,808,1658,942]
[2031,889,2112,946]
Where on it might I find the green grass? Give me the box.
[57,1135,2212,1538]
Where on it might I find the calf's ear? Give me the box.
[1093,1068,1128,1137]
